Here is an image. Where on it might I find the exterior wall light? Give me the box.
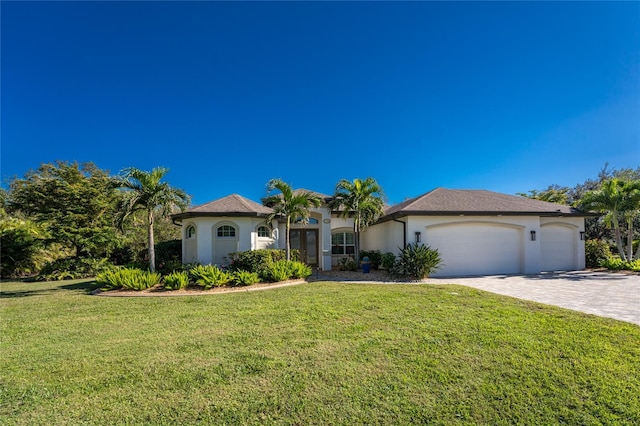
[580,231,585,241]
[530,230,536,241]
[415,231,421,243]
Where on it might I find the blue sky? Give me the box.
[2,1,638,206]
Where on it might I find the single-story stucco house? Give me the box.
[171,188,593,277]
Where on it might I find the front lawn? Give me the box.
[1,279,639,425]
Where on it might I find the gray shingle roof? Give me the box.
[172,194,273,221]
[382,188,590,219]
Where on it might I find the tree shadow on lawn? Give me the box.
[0,279,99,299]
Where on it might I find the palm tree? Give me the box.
[580,178,640,261]
[330,177,385,263]
[262,179,321,261]
[117,167,190,272]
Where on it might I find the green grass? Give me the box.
[1,279,639,425]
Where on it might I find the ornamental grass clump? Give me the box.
[263,260,291,282]
[163,271,190,290]
[189,264,232,289]
[232,270,260,286]
[288,261,312,279]
[96,268,161,291]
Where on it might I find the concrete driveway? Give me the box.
[425,271,640,326]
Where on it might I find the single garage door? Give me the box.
[540,224,577,272]
[425,222,524,277]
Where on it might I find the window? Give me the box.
[186,225,196,239]
[217,225,236,238]
[332,231,355,255]
[257,226,270,238]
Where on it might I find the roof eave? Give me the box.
[375,210,597,223]
[171,212,271,222]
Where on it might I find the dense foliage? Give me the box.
[189,264,233,289]
[1,162,187,279]
[584,239,612,268]
[162,271,190,290]
[37,257,116,281]
[228,249,299,277]
[390,243,443,280]
[0,215,48,278]
[522,165,640,262]
[96,268,162,290]
[6,161,120,258]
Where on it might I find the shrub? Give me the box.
[390,243,442,280]
[232,270,260,286]
[163,271,190,290]
[155,239,182,273]
[585,239,612,268]
[263,260,291,282]
[288,261,312,279]
[38,257,116,281]
[381,252,396,270]
[228,249,300,276]
[339,257,358,271]
[189,264,232,289]
[97,268,161,291]
[359,250,382,269]
[600,257,640,272]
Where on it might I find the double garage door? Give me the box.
[425,222,578,277]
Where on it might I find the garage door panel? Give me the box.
[426,223,523,277]
[541,224,576,271]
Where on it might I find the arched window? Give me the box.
[332,231,355,255]
[186,225,196,239]
[257,226,270,238]
[217,225,236,238]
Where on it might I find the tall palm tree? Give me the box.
[580,178,640,261]
[330,177,385,263]
[117,167,190,272]
[262,179,321,261]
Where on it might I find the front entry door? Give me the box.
[290,229,319,266]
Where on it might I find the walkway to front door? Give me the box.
[290,229,319,266]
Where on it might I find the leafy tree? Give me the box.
[520,164,640,247]
[580,178,640,261]
[517,185,570,204]
[6,161,120,258]
[0,214,48,278]
[116,167,190,272]
[330,177,385,263]
[262,179,321,261]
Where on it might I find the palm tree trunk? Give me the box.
[354,216,360,266]
[612,214,627,261]
[148,209,156,272]
[627,216,634,261]
[285,218,291,261]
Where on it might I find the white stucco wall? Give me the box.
[181,217,275,266]
[361,220,406,254]
[182,213,585,276]
[363,215,585,277]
